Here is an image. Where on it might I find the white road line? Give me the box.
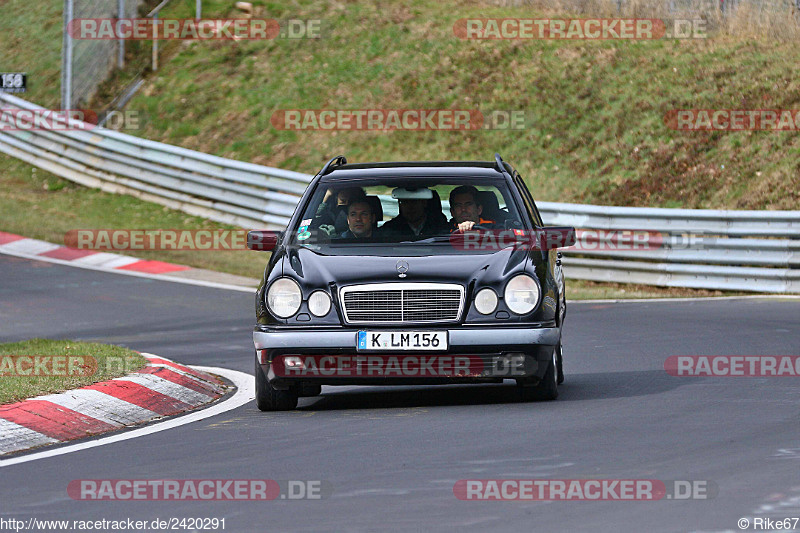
[35,389,160,427]
[113,374,214,405]
[0,419,60,455]
[0,366,254,468]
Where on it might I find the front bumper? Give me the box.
[253,325,560,387]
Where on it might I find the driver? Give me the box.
[448,185,495,233]
[340,199,378,240]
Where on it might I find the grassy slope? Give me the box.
[0,339,145,405]
[125,0,800,209]
[0,0,63,108]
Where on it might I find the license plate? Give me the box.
[357,331,448,351]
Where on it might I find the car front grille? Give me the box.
[340,283,465,324]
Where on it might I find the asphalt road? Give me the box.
[1,254,799,533]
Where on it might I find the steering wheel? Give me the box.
[469,224,492,232]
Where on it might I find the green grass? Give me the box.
[0,0,64,107]
[0,339,146,405]
[120,0,800,210]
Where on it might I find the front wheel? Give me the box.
[517,345,559,401]
[255,355,298,411]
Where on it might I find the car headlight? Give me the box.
[504,274,540,315]
[267,278,302,318]
[474,288,498,315]
[308,291,331,317]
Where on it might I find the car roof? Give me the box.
[320,161,509,181]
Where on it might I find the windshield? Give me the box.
[288,176,525,251]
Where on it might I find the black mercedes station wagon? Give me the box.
[248,154,575,410]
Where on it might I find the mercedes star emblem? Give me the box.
[396,260,409,278]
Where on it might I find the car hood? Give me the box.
[283,245,529,288]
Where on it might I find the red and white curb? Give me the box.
[0,231,189,275]
[0,354,229,456]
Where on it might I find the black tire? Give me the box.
[556,342,564,385]
[517,347,559,402]
[255,356,298,411]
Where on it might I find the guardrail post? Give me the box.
[61,0,74,110]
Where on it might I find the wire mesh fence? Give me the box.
[61,0,144,109]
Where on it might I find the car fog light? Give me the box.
[475,288,498,315]
[284,356,305,368]
[308,291,332,317]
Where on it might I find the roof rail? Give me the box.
[319,155,347,176]
[493,153,507,174]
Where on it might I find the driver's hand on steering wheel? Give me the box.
[457,220,478,233]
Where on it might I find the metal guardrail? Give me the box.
[1,93,798,292]
[537,202,800,238]
[0,93,307,229]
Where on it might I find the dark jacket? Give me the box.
[339,229,381,241]
[381,214,450,239]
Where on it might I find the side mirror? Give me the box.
[540,226,576,250]
[247,230,281,251]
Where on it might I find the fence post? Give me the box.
[152,12,159,72]
[117,0,125,68]
[61,0,74,110]
[196,0,202,19]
